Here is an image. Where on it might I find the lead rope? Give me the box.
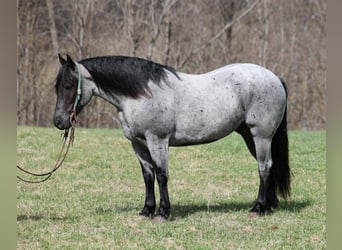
[16,121,76,183]
[17,62,82,184]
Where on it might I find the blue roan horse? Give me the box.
[54,54,290,221]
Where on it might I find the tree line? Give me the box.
[17,0,326,130]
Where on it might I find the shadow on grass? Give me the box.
[279,199,312,212]
[111,199,311,219]
[17,214,79,222]
[171,201,252,219]
[170,199,311,219]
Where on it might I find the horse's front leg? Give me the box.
[146,134,171,221]
[131,141,156,218]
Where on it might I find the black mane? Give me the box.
[78,56,179,98]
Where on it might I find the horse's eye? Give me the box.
[65,85,72,90]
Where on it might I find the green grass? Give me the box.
[17,127,326,249]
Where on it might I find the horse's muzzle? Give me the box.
[54,116,71,130]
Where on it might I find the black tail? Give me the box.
[270,78,291,199]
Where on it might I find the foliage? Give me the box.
[17,127,326,249]
[17,0,326,129]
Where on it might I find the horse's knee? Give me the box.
[140,161,153,175]
[155,168,168,185]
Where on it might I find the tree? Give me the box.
[17,0,326,130]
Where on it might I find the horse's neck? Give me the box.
[91,84,124,111]
[80,64,125,111]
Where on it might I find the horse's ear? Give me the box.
[58,53,67,65]
[66,54,76,70]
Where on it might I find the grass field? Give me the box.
[17,127,326,249]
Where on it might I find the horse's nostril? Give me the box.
[54,118,62,128]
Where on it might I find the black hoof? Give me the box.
[154,207,171,221]
[139,205,155,218]
[250,202,273,216]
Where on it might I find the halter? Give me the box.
[74,63,82,109]
[70,62,82,123]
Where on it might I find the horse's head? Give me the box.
[54,54,83,130]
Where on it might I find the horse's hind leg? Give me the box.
[236,125,278,212]
[131,141,156,218]
[250,135,276,215]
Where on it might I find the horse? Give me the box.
[54,54,290,221]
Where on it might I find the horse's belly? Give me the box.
[170,128,233,146]
[170,108,243,146]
